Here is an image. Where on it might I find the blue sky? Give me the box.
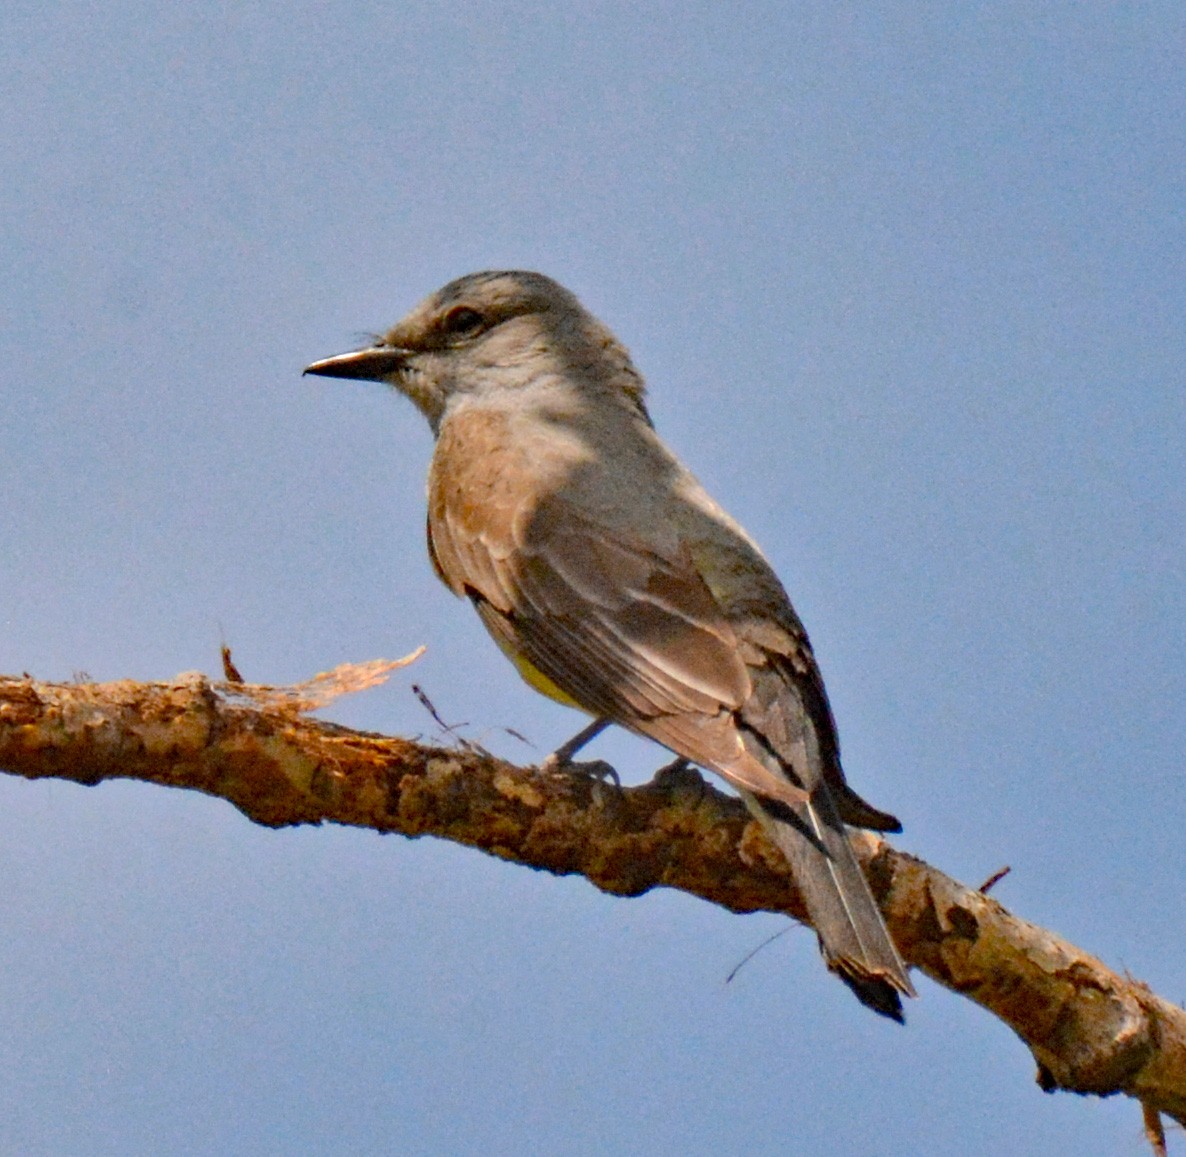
[2,3,1184,1154]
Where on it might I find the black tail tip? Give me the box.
[837,971,906,1023]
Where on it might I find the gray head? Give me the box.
[304,271,647,431]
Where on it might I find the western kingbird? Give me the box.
[306,271,915,1019]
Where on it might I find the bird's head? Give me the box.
[304,271,647,431]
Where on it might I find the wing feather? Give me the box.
[432,483,814,807]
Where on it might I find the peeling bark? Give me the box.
[2,668,1184,1135]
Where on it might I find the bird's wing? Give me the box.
[428,483,814,809]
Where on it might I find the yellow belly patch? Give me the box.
[490,632,586,711]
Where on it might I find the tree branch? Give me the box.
[2,668,1183,1136]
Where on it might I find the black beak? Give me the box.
[303,346,410,381]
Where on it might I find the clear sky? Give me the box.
[2,3,1184,1154]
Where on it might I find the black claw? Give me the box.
[542,754,621,787]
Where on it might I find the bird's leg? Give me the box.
[547,717,611,763]
[540,717,619,785]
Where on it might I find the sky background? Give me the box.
[2,3,1184,1154]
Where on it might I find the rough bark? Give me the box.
[1,667,1183,1137]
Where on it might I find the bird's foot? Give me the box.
[539,750,621,787]
[539,717,619,785]
[649,757,707,797]
[651,756,690,781]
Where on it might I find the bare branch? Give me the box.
[2,669,1184,1131]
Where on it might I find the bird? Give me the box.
[305,270,915,1019]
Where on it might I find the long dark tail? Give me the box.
[746,785,915,1021]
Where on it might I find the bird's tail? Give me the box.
[746,786,915,1021]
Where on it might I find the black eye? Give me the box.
[442,306,485,337]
